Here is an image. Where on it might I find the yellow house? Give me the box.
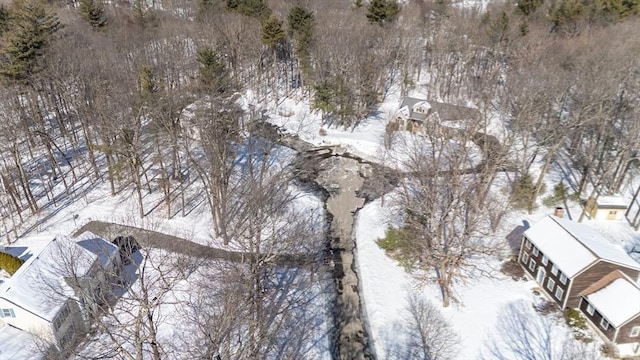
[585,195,628,221]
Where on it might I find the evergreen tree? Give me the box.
[0,5,9,36]
[287,6,314,35]
[549,0,586,34]
[366,0,400,26]
[287,6,314,84]
[79,0,108,28]
[226,0,270,19]
[516,0,544,15]
[261,14,286,47]
[0,0,61,83]
[138,64,161,99]
[312,81,336,118]
[196,46,233,94]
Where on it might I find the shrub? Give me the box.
[600,342,619,358]
[318,127,327,136]
[376,227,416,271]
[376,227,403,251]
[564,308,596,342]
[0,252,25,275]
[565,308,587,330]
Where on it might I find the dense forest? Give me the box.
[0,0,639,357]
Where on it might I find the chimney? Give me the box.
[554,207,564,218]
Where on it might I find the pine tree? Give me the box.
[549,0,585,34]
[516,0,544,15]
[312,81,336,118]
[79,0,108,28]
[227,0,270,19]
[366,0,400,26]
[261,14,286,47]
[196,46,233,94]
[0,5,9,36]
[287,6,313,35]
[287,6,314,85]
[0,0,61,83]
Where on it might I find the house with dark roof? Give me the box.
[518,213,640,349]
[392,97,480,131]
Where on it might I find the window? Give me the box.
[609,211,617,215]
[542,255,549,266]
[525,239,532,249]
[546,278,556,291]
[532,247,540,257]
[555,287,564,300]
[53,304,71,331]
[529,258,536,271]
[521,252,529,264]
[0,308,15,318]
[631,326,640,337]
[551,264,559,276]
[586,304,595,316]
[559,273,568,285]
[59,323,75,345]
[600,318,609,330]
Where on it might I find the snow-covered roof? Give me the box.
[0,324,43,360]
[75,231,118,267]
[0,236,98,321]
[399,97,426,110]
[524,216,597,277]
[524,216,640,277]
[585,276,640,327]
[553,216,640,271]
[596,195,628,209]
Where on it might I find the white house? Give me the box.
[0,232,119,351]
[0,324,44,360]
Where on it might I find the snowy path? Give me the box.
[74,221,315,267]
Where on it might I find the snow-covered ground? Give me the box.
[355,199,531,359]
[3,83,640,359]
[355,198,613,359]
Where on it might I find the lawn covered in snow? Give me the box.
[355,198,611,359]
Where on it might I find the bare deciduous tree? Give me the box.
[391,120,507,307]
[481,300,603,360]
